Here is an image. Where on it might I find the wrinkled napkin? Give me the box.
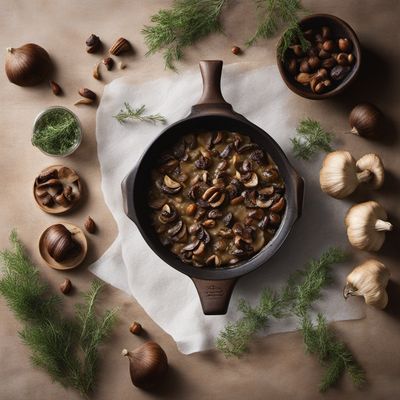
[90,63,363,354]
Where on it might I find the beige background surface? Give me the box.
[0,1,399,399]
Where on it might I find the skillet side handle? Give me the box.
[191,277,238,315]
[121,166,139,224]
[197,60,228,105]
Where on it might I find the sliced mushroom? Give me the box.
[58,167,79,183]
[209,192,225,208]
[222,212,234,227]
[171,223,187,242]
[237,143,259,154]
[194,155,210,170]
[258,186,274,198]
[164,175,181,189]
[41,194,54,207]
[243,172,258,188]
[218,228,234,238]
[256,197,274,208]
[248,209,264,220]
[219,143,233,159]
[250,149,266,163]
[202,186,220,201]
[168,220,183,236]
[159,204,178,224]
[55,193,70,207]
[208,209,223,219]
[182,240,201,252]
[270,197,285,213]
[212,131,224,145]
[37,168,58,184]
[197,227,211,244]
[193,241,205,255]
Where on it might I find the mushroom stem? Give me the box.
[375,219,393,232]
[356,169,372,183]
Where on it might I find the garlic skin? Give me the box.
[5,44,52,86]
[345,201,393,251]
[319,151,384,199]
[344,259,390,309]
[122,341,168,389]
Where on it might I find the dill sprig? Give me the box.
[0,232,118,398]
[113,102,166,124]
[291,118,334,161]
[217,248,365,391]
[246,0,306,47]
[142,0,227,70]
[277,22,310,60]
[32,108,80,155]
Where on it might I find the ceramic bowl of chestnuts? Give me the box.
[277,14,361,99]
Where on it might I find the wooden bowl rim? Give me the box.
[39,222,87,270]
[33,165,82,214]
[276,13,362,100]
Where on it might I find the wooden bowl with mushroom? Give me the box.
[277,14,361,99]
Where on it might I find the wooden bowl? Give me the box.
[39,222,87,270]
[277,14,362,100]
[33,165,82,214]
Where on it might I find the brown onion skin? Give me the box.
[5,43,52,86]
[349,103,382,138]
[123,342,168,389]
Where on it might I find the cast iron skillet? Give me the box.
[122,60,304,315]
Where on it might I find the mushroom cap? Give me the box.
[320,151,358,198]
[345,201,389,251]
[356,153,384,189]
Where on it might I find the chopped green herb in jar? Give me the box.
[32,108,81,156]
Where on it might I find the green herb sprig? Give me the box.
[113,102,166,124]
[0,232,118,398]
[216,248,365,391]
[142,0,226,70]
[246,0,306,47]
[277,22,310,60]
[32,108,80,155]
[291,118,333,160]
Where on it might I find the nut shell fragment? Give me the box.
[109,37,131,55]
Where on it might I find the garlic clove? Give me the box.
[356,153,384,189]
[344,259,390,309]
[345,201,393,251]
[122,342,168,389]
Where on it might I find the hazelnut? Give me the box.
[49,80,62,96]
[307,47,319,57]
[102,57,114,70]
[86,34,101,53]
[347,53,355,64]
[299,59,310,73]
[84,216,96,234]
[321,26,331,40]
[59,278,72,295]
[338,38,352,52]
[129,321,142,335]
[322,40,335,53]
[290,45,304,57]
[308,56,320,70]
[231,46,241,55]
[318,49,331,59]
[287,58,297,75]
[336,53,349,66]
[79,88,97,100]
[314,79,332,94]
[321,57,336,69]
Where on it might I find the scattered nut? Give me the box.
[109,37,131,55]
[74,98,94,106]
[129,321,142,335]
[60,278,72,295]
[118,61,126,70]
[338,38,352,52]
[86,34,101,53]
[84,216,96,234]
[231,46,241,55]
[93,62,101,80]
[49,80,62,96]
[102,57,114,70]
[79,88,97,100]
[336,53,349,66]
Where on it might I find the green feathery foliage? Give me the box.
[142,0,227,70]
[291,118,334,161]
[0,232,118,398]
[246,0,306,47]
[277,22,310,60]
[113,102,166,124]
[217,248,365,391]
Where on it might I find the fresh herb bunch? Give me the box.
[277,22,310,60]
[142,0,227,70]
[113,102,166,124]
[246,0,306,47]
[216,248,365,391]
[291,118,333,160]
[0,232,118,398]
[32,108,80,155]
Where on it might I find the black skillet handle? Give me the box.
[190,60,235,116]
[191,277,238,315]
[121,166,139,224]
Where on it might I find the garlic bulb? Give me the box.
[345,201,393,251]
[5,44,52,86]
[319,151,384,199]
[122,341,168,389]
[344,259,390,309]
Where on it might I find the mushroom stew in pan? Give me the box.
[148,131,286,268]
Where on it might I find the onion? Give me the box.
[349,103,382,138]
[5,43,52,86]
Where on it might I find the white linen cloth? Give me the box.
[90,63,363,354]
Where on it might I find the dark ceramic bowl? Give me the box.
[277,14,361,100]
[122,61,304,315]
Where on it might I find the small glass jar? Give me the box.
[32,106,83,157]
